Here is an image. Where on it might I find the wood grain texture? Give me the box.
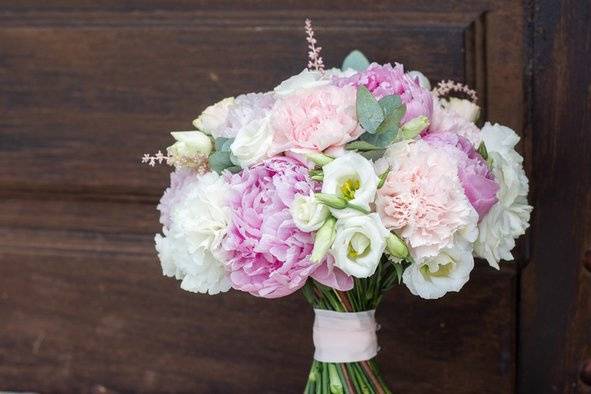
[0,0,530,392]
[518,0,591,392]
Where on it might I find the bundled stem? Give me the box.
[302,258,400,393]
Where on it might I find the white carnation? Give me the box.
[154,172,232,295]
[403,241,474,299]
[475,123,532,268]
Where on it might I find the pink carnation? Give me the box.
[222,157,348,298]
[423,132,499,219]
[426,96,482,147]
[376,141,478,260]
[333,63,433,123]
[268,85,361,156]
[157,168,199,229]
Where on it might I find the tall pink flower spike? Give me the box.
[304,18,325,73]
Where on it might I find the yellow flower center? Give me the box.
[339,178,360,201]
[420,260,455,279]
[347,233,370,260]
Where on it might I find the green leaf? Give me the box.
[478,142,489,160]
[214,137,234,152]
[345,140,382,151]
[375,103,406,135]
[393,263,404,284]
[208,150,233,173]
[342,50,370,72]
[360,127,397,149]
[356,86,384,133]
[358,149,386,161]
[378,95,402,114]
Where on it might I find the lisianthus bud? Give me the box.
[306,152,334,167]
[311,216,337,263]
[386,233,409,259]
[444,97,481,123]
[315,193,348,210]
[168,131,213,158]
[399,116,430,140]
[309,169,324,181]
[377,168,391,189]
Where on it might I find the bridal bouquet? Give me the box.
[143,20,531,393]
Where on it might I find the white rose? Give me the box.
[291,193,330,232]
[402,241,474,299]
[331,213,390,278]
[230,114,273,167]
[442,97,481,123]
[321,152,379,218]
[167,131,213,159]
[475,123,532,268]
[193,97,234,136]
[274,69,331,96]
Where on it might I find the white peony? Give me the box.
[475,123,532,268]
[402,241,474,299]
[154,171,232,295]
[331,213,390,278]
[321,152,379,218]
[230,114,273,168]
[291,192,330,232]
[193,97,234,138]
[167,131,213,158]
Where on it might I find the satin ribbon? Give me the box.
[313,309,379,363]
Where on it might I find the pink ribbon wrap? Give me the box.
[313,309,379,363]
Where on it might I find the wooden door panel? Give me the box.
[0,1,526,392]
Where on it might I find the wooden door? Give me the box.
[0,1,589,393]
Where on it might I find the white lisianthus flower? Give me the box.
[321,152,379,218]
[475,123,532,269]
[291,193,330,232]
[331,213,390,278]
[441,97,481,123]
[193,97,234,137]
[167,131,213,159]
[402,241,474,299]
[154,171,233,295]
[230,114,273,168]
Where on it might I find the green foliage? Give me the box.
[356,86,384,133]
[341,50,370,72]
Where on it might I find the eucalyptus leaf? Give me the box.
[358,149,386,161]
[345,140,382,151]
[342,50,370,72]
[375,104,406,135]
[208,150,234,173]
[378,95,402,114]
[360,126,398,148]
[214,137,234,152]
[356,86,384,133]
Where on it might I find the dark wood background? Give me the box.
[0,1,588,393]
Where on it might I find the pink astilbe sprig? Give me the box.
[304,18,325,73]
[433,80,478,103]
[142,151,171,167]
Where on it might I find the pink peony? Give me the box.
[222,156,350,298]
[376,140,478,261]
[333,63,433,123]
[423,132,499,219]
[157,168,200,229]
[426,96,482,147]
[268,85,361,155]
